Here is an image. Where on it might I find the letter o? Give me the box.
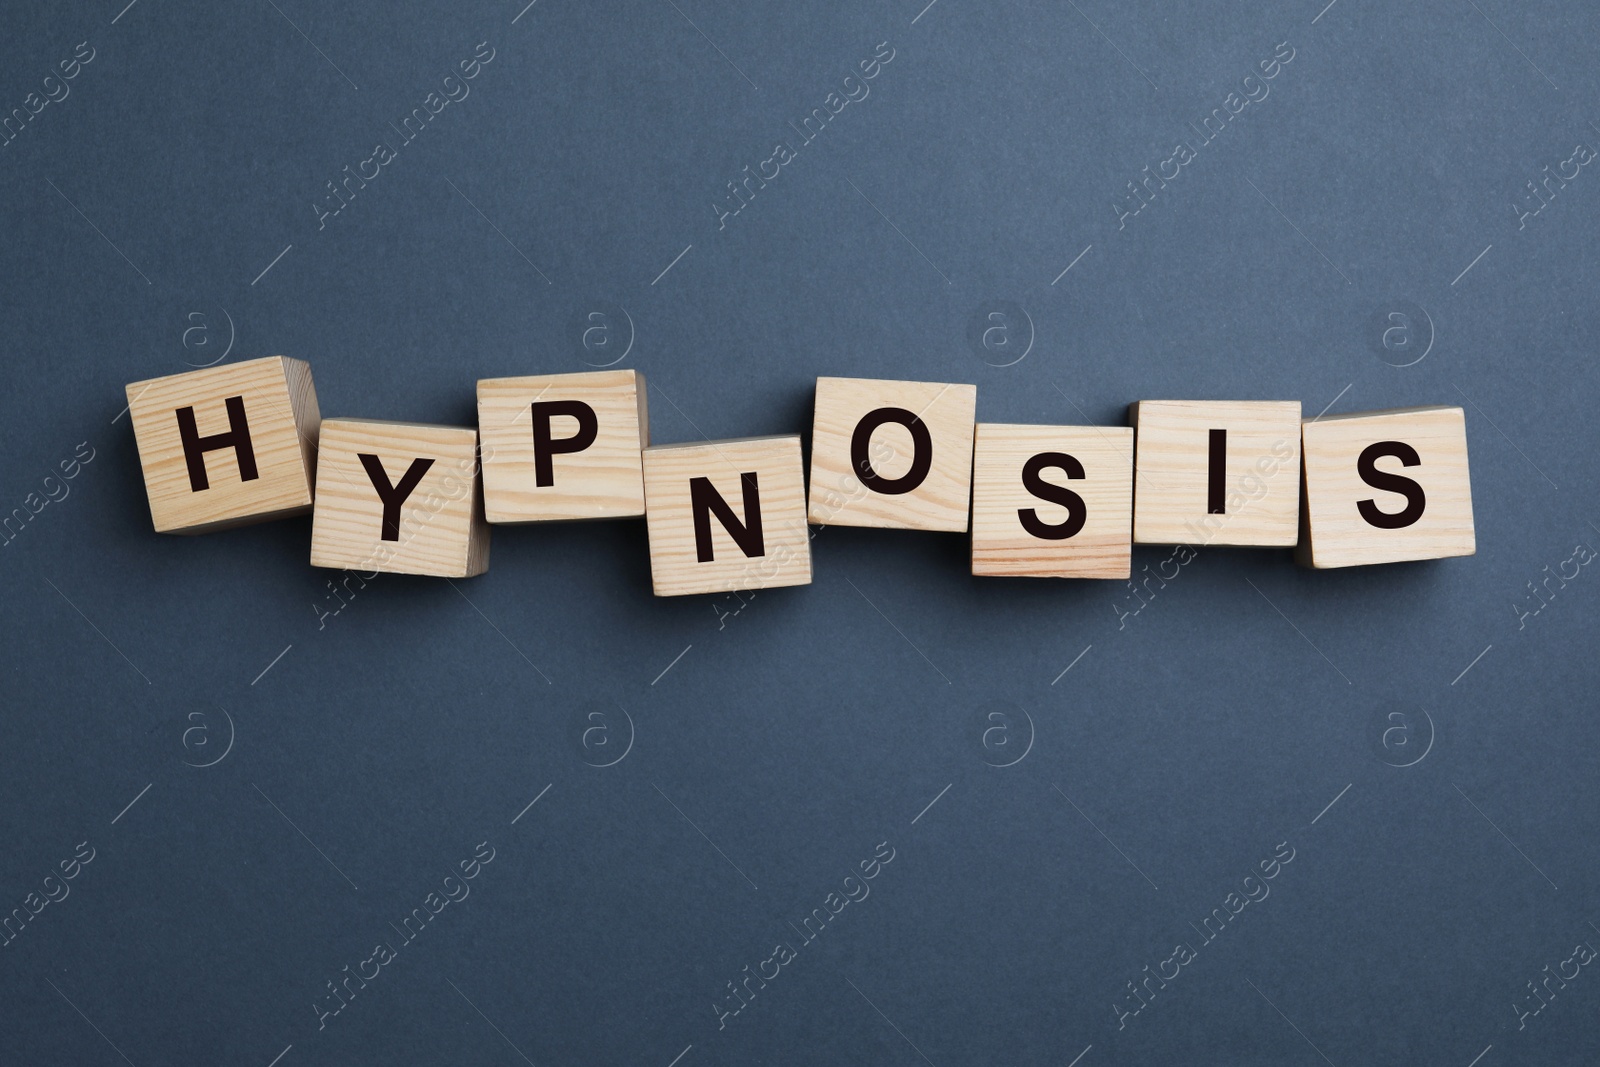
[849,407,932,495]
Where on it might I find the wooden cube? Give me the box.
[309,419,489,578]
[642,436,811,597]
[1130,400,1301,546]
[1298,406,1474,568]
[807,376,977,532]
[125,356,319,533]
[477,370,648,523]
[971,423,1133,579]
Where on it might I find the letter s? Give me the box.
[1016,452,1087,540]
[1356,441,1426,529]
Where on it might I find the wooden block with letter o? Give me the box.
[125,355,320,533]
[971,423,1133,579]
[1130,400,1301,546]
[477,369,648,523]
[807,376,977,532]
[310,418,489,578]
[642,436,811,597]
[1298,405,1474,568]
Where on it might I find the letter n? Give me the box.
[690,474,764,562]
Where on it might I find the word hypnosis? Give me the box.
[313,41,497,230]
[123,360,1479,596]
[712,41,897,230]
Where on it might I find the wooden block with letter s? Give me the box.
[642,436,811,597]
[1130,400,1301,546]
[971,423,1133,579]
[807,376,977,532]
[310,418,489,578]
[125,356,319,533]
[1298,405,1474,568]
[477,369,648,523]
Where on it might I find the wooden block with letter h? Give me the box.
[807,376,978,532]
[1298,405,1474,568]
[310,418,489,578]
[1130,400,1301,546]
[971,423,1133,578]
[477,369,648,523]
[126,356,319,533]
[642,436,811,597]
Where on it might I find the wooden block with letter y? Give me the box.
[125,355,320,533]
[310,418,489,578]
[971,423,1133,579]
[1298,405,1475,568]
[807,376,978,532]
[477,369,648,523]
[1130,400,1301,546]
[642,436,811,597]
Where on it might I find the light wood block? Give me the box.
[1298,405,1474,568]
[126,356,319,533]
[1130,400,1301,546]
[807,376,977,532]
[310,418,489,578]
[642,436,811,597]
[477,370,648,523]
[971,423,1133,579]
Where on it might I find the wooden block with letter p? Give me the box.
[1298,405,1475,568]
[125,355,319,533]
[642,436,811,597]
[1130,400,1301,546]
[477,369,648,523]
[971,423,1133,579]
[310,418,489,578]
[807,376,977,532]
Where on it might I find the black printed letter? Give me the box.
[1206,429,1226,514]
[530,400,599,487]
[1356,441,1425,529]
[690,473,764,562]
[850,408,932,495]
[176,396,258,491]
[1017,452,1087,540]
[358,454,435,541]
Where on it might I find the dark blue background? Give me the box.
[2,1,1596,1064]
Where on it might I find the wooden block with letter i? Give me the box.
[971,424,1133,579]
[1130,400,1301,546]
[125,355,320,533]
[807,376,977,532]
[477,369,648,522]
[1298,405,1475,568]
[310,419,489,578]
[642,436,811,597]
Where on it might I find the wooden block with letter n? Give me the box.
[1130,400,1301,546]
[477,369,648,523]
[1298,405,1475,568]
[971,423,1133,579]
[807,376,978,532]
[642,436,811,597]
[310,418,489,578]
[125,355,319,533]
